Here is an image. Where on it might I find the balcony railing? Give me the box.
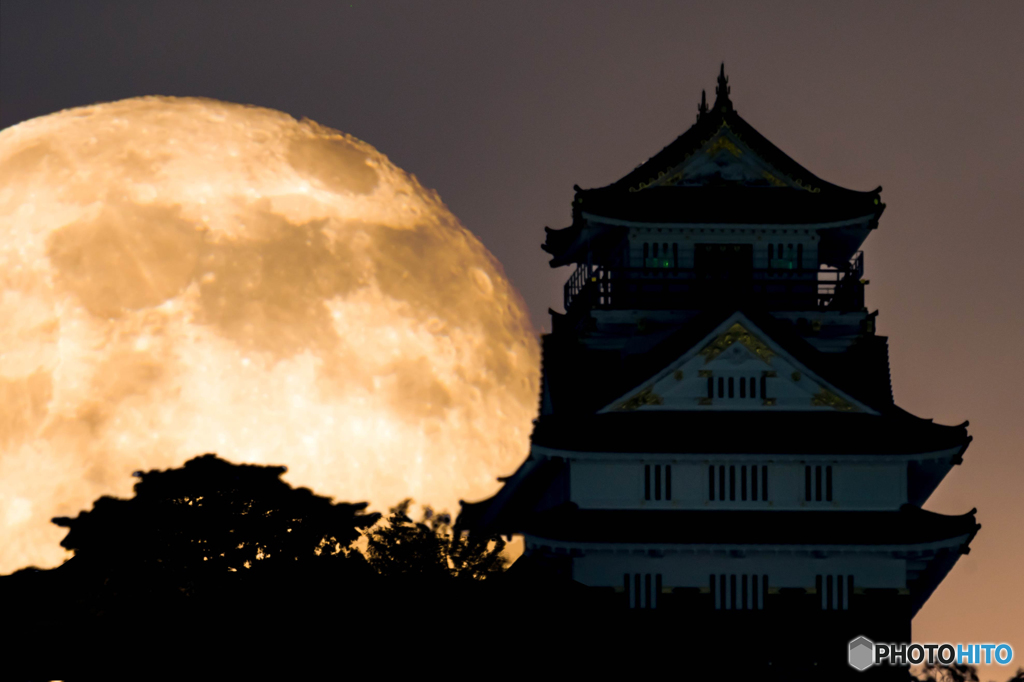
[563,253,865,318]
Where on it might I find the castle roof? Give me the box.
[543,308,899,416]
[518,504,978,549]
[529,410,969,457]
[543,64,884,267]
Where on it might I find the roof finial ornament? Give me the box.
[714,62,733,112]
[697,89,709,121]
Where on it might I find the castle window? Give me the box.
[709,464,767,503]
[707,375,770,402]
[628,573,662,608]
[646,464,672,501]
[817,574,852,610]
[673,243,679,268]
[714,574,767,610]
[768,243,774,266]
[805,465,827,501]
[797,243,803,269]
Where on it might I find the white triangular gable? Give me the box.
[645,124,818,192]
[600,312,877,414]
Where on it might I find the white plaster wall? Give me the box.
[570,462,644,507]
[569,460,907,510]
[570,551,905,590]
[839,464,908,507]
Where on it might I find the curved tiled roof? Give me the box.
[530,410,969,456]
[521,504,979,548]
[543,66,885,263]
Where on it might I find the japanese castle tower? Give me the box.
[458,67,978,673]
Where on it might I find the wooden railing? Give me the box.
[563,253,865,317]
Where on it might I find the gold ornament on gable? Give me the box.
[705,135,743,158]
[699,323,775,364]
[617,386,664,411]
[810,387,859,412]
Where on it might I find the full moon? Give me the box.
[0,97,540,573]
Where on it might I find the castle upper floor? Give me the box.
[545,66,884,322]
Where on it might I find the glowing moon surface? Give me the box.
[0,97,540,572]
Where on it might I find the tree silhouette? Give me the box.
[364,499,507,579]
[912,664,1024,682]
[913,663,980,682]
[53,454,379,585]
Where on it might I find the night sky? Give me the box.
[3,1,1021,671]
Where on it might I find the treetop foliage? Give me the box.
[52,453,380,576]
[49,453,507,584]
[364,499,507,580]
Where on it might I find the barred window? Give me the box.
[816,574,852,610]
[645,464,672,501]
[712,573,768,610]
[709,465,768,502]
[626,572,662,608]
[805,465,834,502]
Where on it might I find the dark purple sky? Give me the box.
[3,1,1022,667]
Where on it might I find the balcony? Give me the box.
[563,253,865,318]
